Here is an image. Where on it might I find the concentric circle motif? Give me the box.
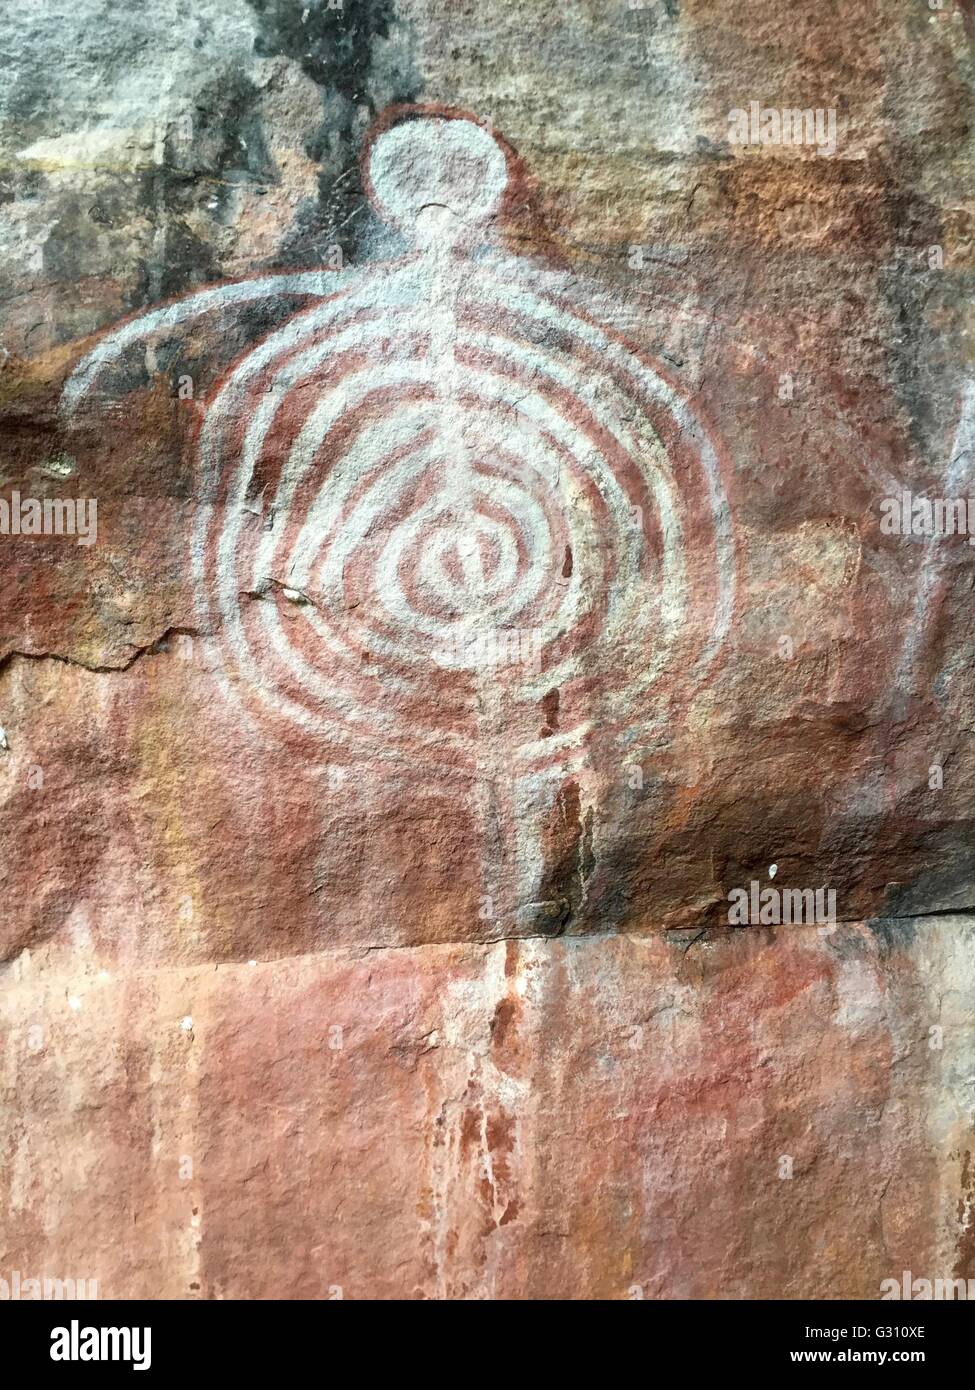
[62,110,737,782]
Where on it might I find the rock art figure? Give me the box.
[60,106,738,917]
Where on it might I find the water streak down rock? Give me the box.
[0,0,973,1299]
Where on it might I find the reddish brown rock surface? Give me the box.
[1,0,973,1299]
[4,924,973,1299]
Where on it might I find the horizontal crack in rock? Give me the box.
[0,625,201,675]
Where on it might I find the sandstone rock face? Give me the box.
[1,1,973,1299]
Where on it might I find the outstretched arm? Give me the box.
[60,269,350,418]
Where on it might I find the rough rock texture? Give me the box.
[1,1,974,1298]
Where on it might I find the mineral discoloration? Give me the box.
[1,924,970,1298]
[1,0,973,1299]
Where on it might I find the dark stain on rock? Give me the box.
[562,544,573,578]
[955,1148,975,1280]
[485,1111,515,1188]
[246,0,419,264]
[459,1101,481,1159]
[532,779,595,936]
[868,915,918,957]
[539,687,559,739]
[822,924,873,961]
[490,996,517,1050]
[534,898,572,936]
[498,1199,520,1227]
[130,72,276,305]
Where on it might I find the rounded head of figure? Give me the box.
[365,112,509,247]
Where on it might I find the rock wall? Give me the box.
[1,0,973,1299]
